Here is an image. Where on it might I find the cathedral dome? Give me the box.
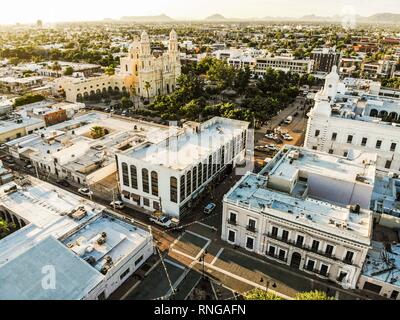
[140,30,149,43]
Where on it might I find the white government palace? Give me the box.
[305,66,400,172]
[54,30,181,103]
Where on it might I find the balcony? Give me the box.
[266,233,341,263]
[303,265,330,278]
[227,219,237,226]
[246,225,257,233]
[266,251,288,263]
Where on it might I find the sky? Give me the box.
[0,0,399,24]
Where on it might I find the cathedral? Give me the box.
[56,30,181,103]
[120,29,181,98]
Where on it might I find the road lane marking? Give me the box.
[211,248,224,265]
[186,230,211,242]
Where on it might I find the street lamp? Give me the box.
[260,277,277,292]
[199,250,208,279]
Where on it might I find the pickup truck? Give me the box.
[149,214,172,228]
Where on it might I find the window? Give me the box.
[203,163,207,183]
[362,281,382,293]
[320,264,329,276]
[306,259,315,271]
[198,163,203,186]
[311,240,320,252]
[97,291,106,300]
[153,201,160,210]
[344,151,348,157]
[207,155,212,179]
[282,230,289,241]
[347,135,353,144]
[385,160,392,169]
[296,235,304,247]
[192,167,197,192]
[120,268,130,280]
[344,250,354,264]
[170,177,178,203]
[142,169,149,193]
[143,198,150,207]
[278,249,286,261]
[312,146,317,150]
[151,171,158,196]
[331,132,337,141]
[361,137,368,146]
[186,171,192,198]
[228,230,236,243]
[271,226,278,237]
[229,212,237,224]
[130,165,138,189]
[268,246,276,256]
[328,149,334,154]
[180,176,185,202]
[391,143,397,152]
[390,290,399,300]
[248,218,256,231]
[212,152,217,175]
[325,244,334,256]
[315,130,320,137]
[122,163,129,187]
[246,237,254,250]
[376,140,382,149]
[135,255,144,266]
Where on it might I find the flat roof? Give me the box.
[126,117,249,171]
[0,236,103,300]
[362,241,400,287]
[267,147,376,186]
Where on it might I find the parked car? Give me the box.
[110,201,125,209]
[284,116,293,124]
[265,144,280,152]
[78,188,93,197]
[255,146,266,152]
[204,203,216,215]
[282,133,294,141]
[149,212,172,228]
[265,133,275,139]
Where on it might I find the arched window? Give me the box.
[192,167,197,192]
[180,176,185,202]
[142,168,149,193]
[122,163,129,187]
[151,171,158,196]
[130,165,138,189]
[170,177,178,203]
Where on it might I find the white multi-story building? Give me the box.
[116,117,249,219]
[254,55,314,75]
[305,66,400,173]
[222,146,375,289]
[0,176,154,300]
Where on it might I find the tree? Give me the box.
[13,94,45,107]
[104,65,115,76]
[121,96,133,109]
[51,61,61,71]
[0,219,14,239]
[295,291,334,300]
[206,59,235,90]
[144,81,151,100]
[244,289,284,300]
[64,66,74,76]
[90,126,106,139]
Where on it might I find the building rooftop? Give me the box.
[362,241,400,288]
[0,176,152,299]
[0,236,103,300]
[225,146,375,244]
[125,117,249,171]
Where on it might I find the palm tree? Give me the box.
[130,86,138,108]
[90,126,106,139]
[144,81,151,100]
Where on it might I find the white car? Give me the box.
[283,134,294,141]
[265,133,275,139]
[265,144,279,151]
[149,215,172,228]
[204,203,216,215]
[110,201,125,209]
[78,188,93,197]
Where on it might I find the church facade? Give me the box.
[55,30,181,102]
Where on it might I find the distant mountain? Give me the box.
[204,14,227,21]
[366,13,400,23]
[121,14,174,22]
